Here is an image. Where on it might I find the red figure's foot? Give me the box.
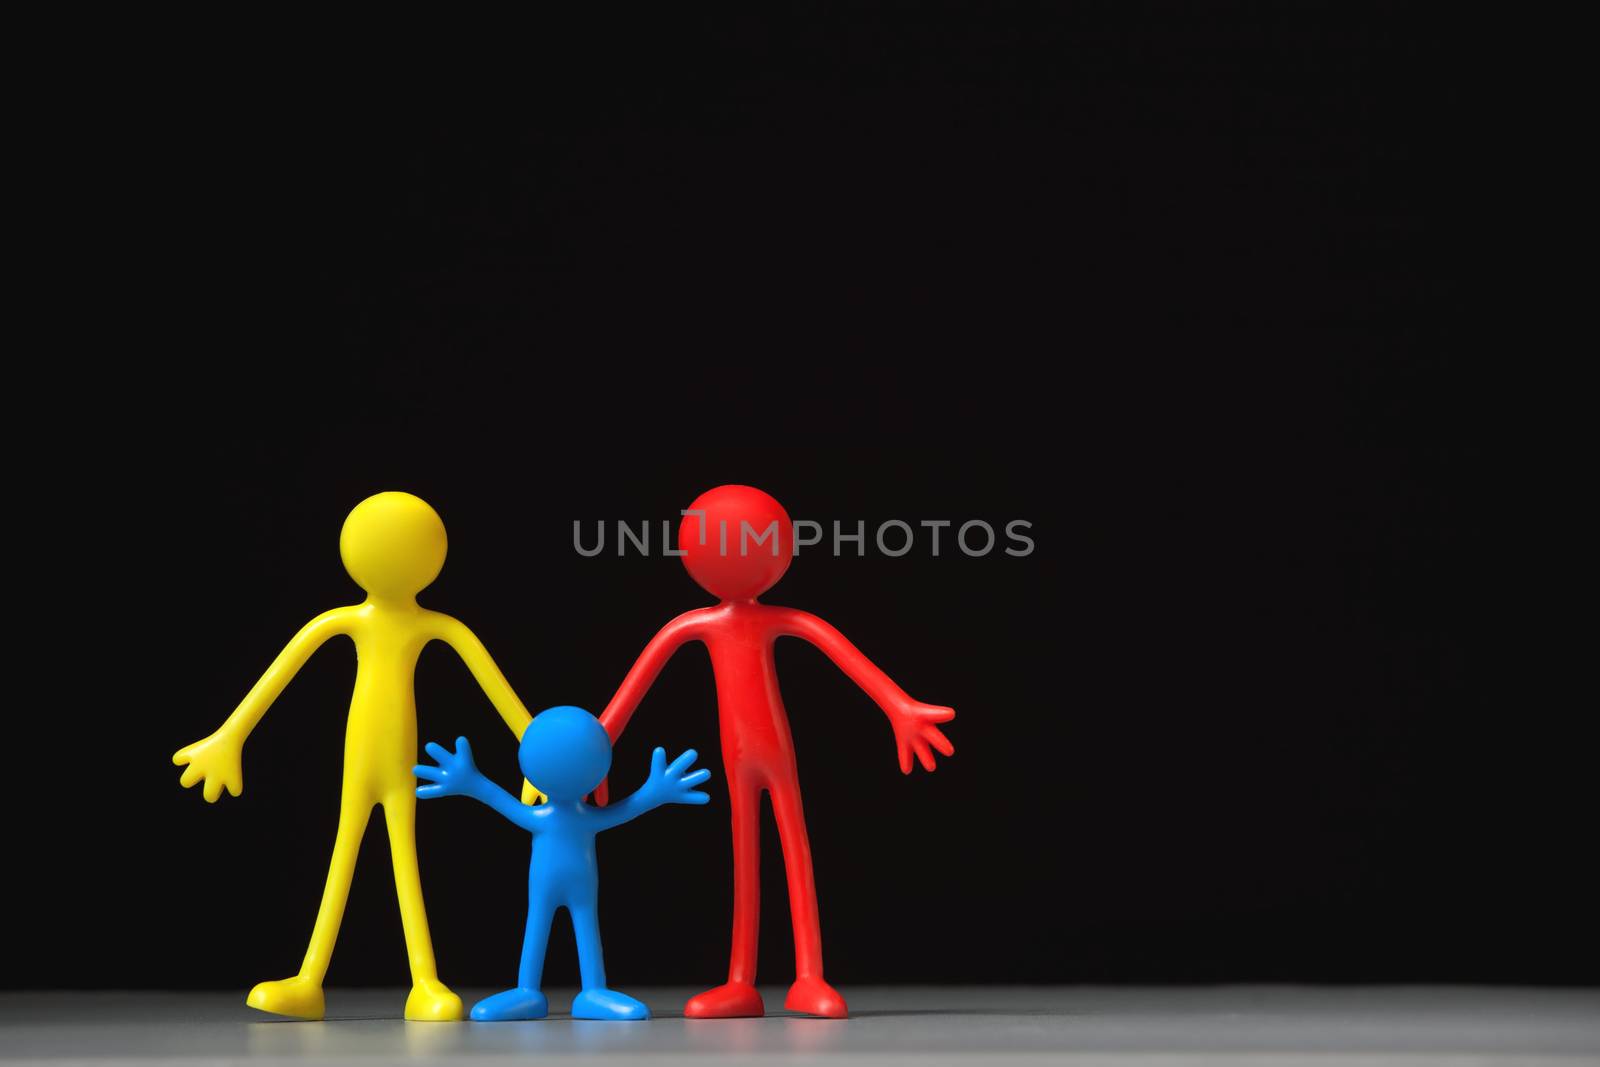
[684,982,765,1019]
[785,976,848,1018]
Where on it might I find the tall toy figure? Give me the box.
[597,485,956,1019]
[172,491,542,1021]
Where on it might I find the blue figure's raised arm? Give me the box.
[588,747,711,832]
[415,737,545,832]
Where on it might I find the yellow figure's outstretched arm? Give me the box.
[173,607,353,802]
[430,614,545,805]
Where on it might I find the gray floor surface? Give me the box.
[2,987,1597,1065]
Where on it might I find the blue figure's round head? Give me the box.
[519,705,612,801]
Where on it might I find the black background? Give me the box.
[15,6,1587,991]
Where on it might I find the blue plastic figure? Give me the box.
[415,705,710,1021]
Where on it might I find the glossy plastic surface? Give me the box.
[597,485,955,1019]
[415,706,709,1021]
[171,492,543,1021]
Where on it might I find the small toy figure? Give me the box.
[415,706,710,1021]
[595,484,956,1019]
[171,491,543,1021]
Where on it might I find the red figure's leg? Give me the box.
[770,778,848,1018]
[685,776,766,1019]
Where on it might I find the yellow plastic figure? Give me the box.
[172,491,543,1021]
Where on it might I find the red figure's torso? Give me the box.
[693,603,800,784]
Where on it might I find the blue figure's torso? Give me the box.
[525,803,600,902]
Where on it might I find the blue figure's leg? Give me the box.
[517,896,555,992]
[569,897,650,1021]
[470,891,554,1022]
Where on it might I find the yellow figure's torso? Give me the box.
[340,601,442,797]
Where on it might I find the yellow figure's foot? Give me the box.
[247,976,325,1020]
[405,979,464,1022]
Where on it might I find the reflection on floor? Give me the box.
[2,986,1597,1064]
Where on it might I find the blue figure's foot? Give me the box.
[470,987,549,1021]
[572,988,651,1021]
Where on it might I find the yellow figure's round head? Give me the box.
[339,492,448,599]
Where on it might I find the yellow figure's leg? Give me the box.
[384,790,464,1022]
[246,795,373,1019]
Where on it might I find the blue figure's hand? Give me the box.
[414,736,484,800]
[642,746,712,808]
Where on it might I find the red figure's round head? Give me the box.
[679,485,794,601]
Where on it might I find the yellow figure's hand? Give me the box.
[520,779,546,806]
[174,731,245,803]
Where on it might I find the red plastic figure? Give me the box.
[597,485,955,1019]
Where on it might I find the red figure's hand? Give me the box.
[889,701,955,774]
[593,777,610,807]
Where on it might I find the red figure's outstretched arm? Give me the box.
[774,607,956,774]
[594,610,704,804]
